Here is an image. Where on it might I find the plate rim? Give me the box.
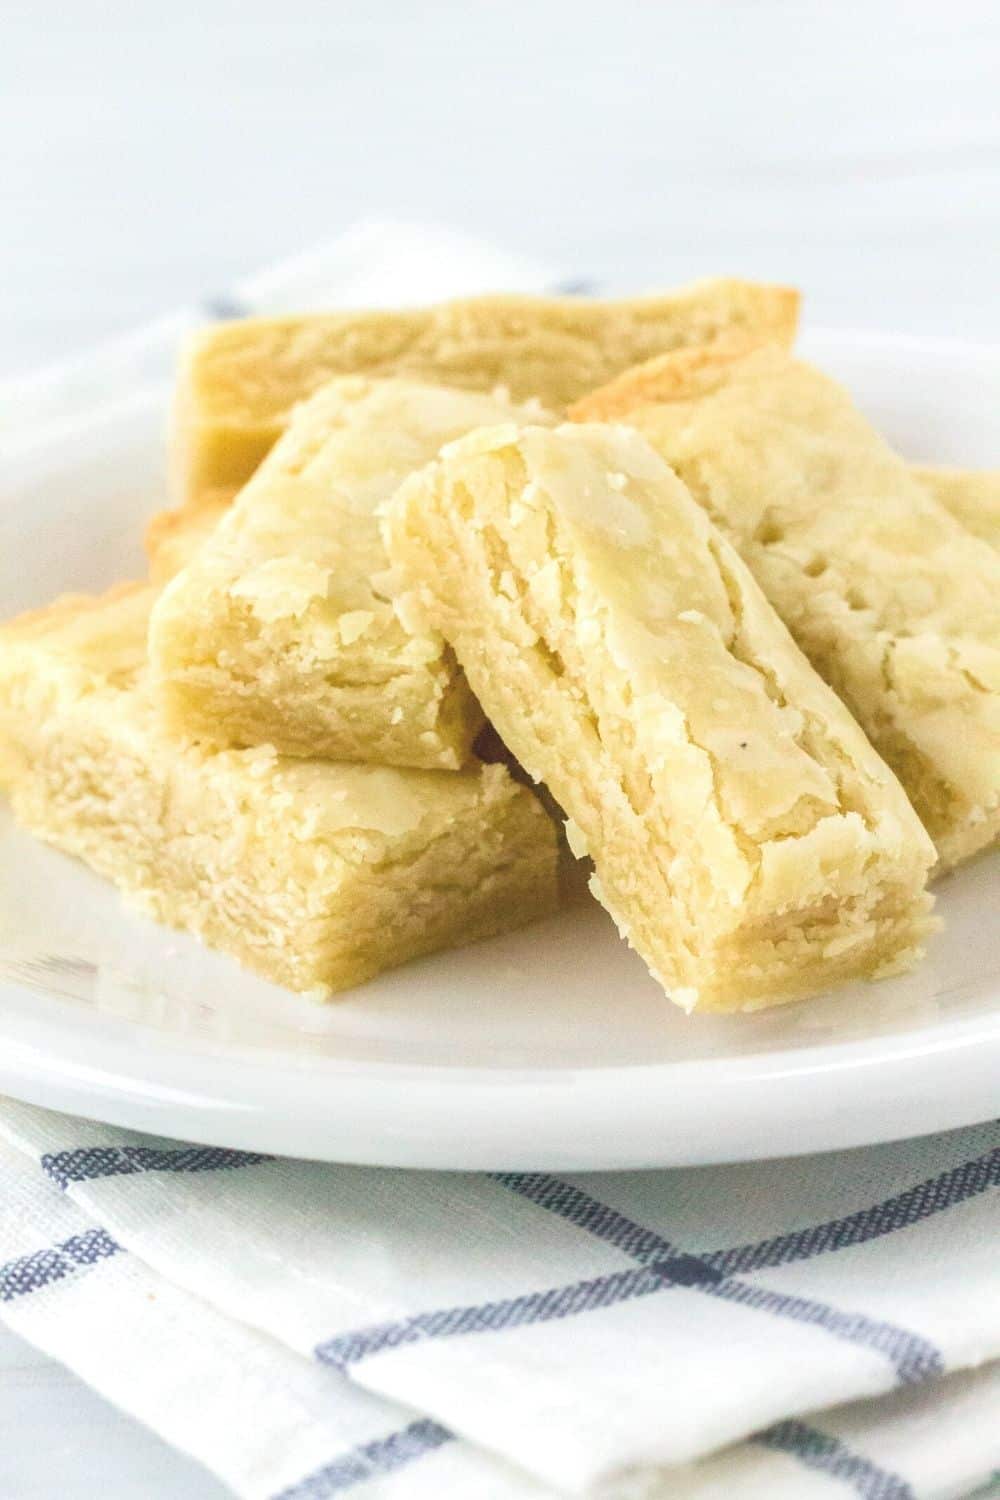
[0,963,997,1169]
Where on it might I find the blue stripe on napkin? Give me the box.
[41,1144,272,1189]
[315,1170,947,1384]
[0,1227,120,1301]
[272,1418,453,1500]
[707,1143,1000,1275]
[756,1419,914,1500]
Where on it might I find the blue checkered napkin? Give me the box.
[0,1100,998,1500]
[0,1127,540,1500]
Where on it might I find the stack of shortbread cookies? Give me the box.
[1,280,997,1013]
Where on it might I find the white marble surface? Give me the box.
[1,2,998,1495]
[4,0,1000,377]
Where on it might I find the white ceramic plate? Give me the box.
[0,328,997,1170]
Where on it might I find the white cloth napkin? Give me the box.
[0,1101,998,1500]
[0,221,998,1500]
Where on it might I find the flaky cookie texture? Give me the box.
[144,457,1000,596]
[573,345,1000,869]
[386,422,936,1014]
[149,377,556,769]
[172,279,799,505]
[916,468,1000,552]
[0,584,559,996]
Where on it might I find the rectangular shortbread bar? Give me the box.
[572,345,1000,869]
[148,377,555,768]
[916,468,1000,551]
[385,422,936,1013]
[173,280,799,506]
[0,585,559,996]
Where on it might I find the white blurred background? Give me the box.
[3,0,1000,376]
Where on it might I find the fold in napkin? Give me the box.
[0,1099,998,1500]
[1,222,998,1499]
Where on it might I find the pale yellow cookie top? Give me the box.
[399,420,933,861]
[572,344,1000,818]
[166,376,554,640]
[182,280,801,424]
[916,466,1000,550]
[572,344,1000,647]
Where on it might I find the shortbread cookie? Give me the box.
[149,377,556,768]
[173,280,799,506]
[386,422,936,1013]
[0,585,559,996]
[146,489,234,585]
[916,467,1000,551]
[573,345,1000,869]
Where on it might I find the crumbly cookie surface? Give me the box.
[0,584,559,995]
[915,467,1000,551]
[149,377,554,768]
[386,422,936,1013]
[172,280,799,506]
[573,346,1000,868]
